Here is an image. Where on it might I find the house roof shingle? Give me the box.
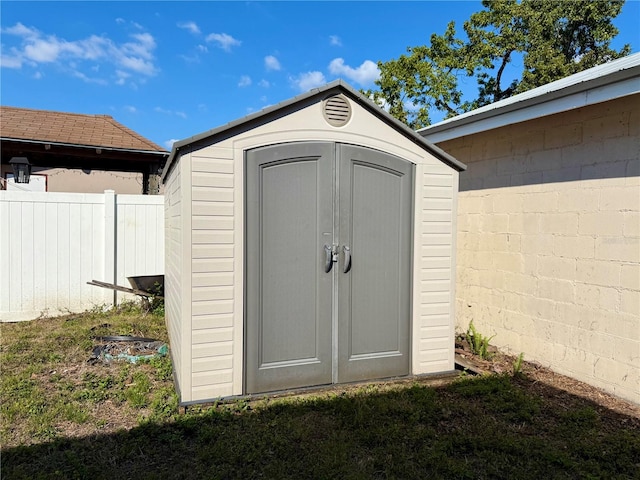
[0,106,167,153]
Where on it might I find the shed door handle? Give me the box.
[324,244,334,273]
[343,246,352,273]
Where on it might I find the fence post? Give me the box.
[104,190,117,307]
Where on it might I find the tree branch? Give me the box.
[435,98,458,116]
[494,49,513,102]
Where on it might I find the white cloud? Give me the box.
[367,92,389,112]
[1,53,23,69]
[329,35,342,46]
[238,75,252,87]
[124,105,137,113]
[0,22,159,83]
[258,79,270,88]
[118,55,156,76]
[123,33,155,60]
[155,107,187,119]
[23,38,62,63]
[291,71,326,92]
[178,21,201,35]
[165,139,179,149]
[180,53,201,64]
[403,99,420,112]
[206,32,241,51]
[33,71,43,79]
[74,36,110,60]
[264,55,280,71]
[71,69,108,85]
[328,58,379,86]
[376,98,389,112]
[180,42,205,64]
[115,70,131,85]
[3,22,37,37]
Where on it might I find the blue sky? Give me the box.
[1,1,639,150]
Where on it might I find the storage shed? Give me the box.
[161,80,466,404]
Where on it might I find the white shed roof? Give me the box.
[162,80,466,182]
[419,53,640,143]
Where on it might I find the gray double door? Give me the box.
[245,142,413,394]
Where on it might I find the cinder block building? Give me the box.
[420,53,640,404]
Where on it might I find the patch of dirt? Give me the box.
[455,337,640,420]
[208,339,639,426]
[31,361,156,441]
[55,400,142,440]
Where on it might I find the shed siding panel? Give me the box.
[190,160,237,401]
[193,341,233,358]
[192,158,234,172]
[414,168,456,374]
[193,355,233,372]
[192,244,234,258]
[192,258,234,273]
[164,158,184,396]
[192,313,234,330]
[192,201,234,217]
[192,286,234,302]
[192,383,234,399]
[192,272,234,287]
[192,230,234,245]
[192,216,233,230]
[193,327,234,344]
[193,370,233,387]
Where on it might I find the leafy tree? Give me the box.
[368,0,630,129]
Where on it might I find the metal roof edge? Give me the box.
[161,80,465,182]
[1,137,169,156]
[418,54,640,142]
[336,81,467,172]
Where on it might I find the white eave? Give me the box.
[1,137,169,156]
[419,53,640,144]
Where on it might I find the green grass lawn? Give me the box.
[1,304,639,479]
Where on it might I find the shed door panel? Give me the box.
[245,142,333,394]
[246,142,413,394]
[338,145,412,382]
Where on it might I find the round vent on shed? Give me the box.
[322,94,352,127]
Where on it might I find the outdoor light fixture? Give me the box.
[9,157,31,184]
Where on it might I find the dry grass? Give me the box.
[2,305,639,479]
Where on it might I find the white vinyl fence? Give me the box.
[0,190,164,321]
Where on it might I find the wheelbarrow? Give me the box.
[87,275,164,300]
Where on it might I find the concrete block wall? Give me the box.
[439,95,639,403]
